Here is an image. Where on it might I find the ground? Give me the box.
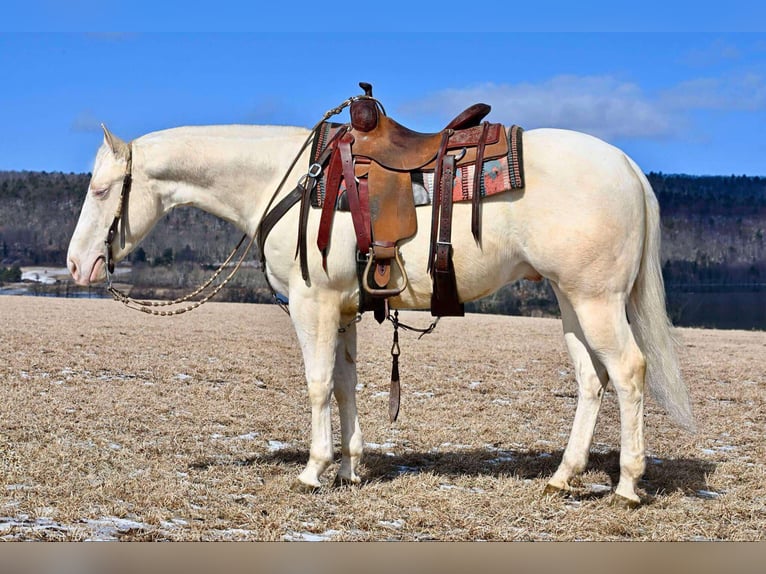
[0,296,764,541]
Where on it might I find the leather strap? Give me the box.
[388,309,401,422]
[471,121,490,243]
[338,134,372,255]
[437,154,456,268]
[427,131,452,275]
[297,179,314,281]
[431,153,464,317]
[317,143,344,270]
[258,183,303,260]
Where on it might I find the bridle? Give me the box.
[104,145,133,278]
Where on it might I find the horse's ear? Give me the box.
[101,123,129,158]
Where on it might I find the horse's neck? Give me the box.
[134,126,310,235]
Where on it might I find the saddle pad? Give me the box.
[310,122,524,209]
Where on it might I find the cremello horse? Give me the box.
[67,121,694,507]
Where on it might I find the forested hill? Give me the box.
[1,170,765,293]
[646,172,765,287]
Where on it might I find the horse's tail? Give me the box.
[626,158,696,432]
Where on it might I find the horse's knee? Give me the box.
[306,377,333,405]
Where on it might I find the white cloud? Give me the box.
[398,76,675,140]
[397,72,766,142]
[661,74,766,111]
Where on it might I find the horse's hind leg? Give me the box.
[561,295,647,506]
[545,288,609,497]
[332,318,363,485]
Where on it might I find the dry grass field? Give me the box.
[0,295,764,541]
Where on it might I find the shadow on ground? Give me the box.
[252,447,715,501]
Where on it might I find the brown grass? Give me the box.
[0,296,764,541]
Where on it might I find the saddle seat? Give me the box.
[351,103,493,171]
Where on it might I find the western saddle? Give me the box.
[260,82,520,320]
[256,83,523,422]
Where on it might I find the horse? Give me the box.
[67,120,694,507]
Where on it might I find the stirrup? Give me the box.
[362,248,409,297]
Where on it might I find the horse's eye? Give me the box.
[90,187,109,199]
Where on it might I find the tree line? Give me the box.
[1,169,764,321]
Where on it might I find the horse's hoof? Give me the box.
[333,475,361,488]
[542,483,567,498]
[291,480,320,494]
[611,494,641,509]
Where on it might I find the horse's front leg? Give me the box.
[333,317,363,485]
[289,288,342,490]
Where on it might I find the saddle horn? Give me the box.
[351,82,379,132]
[359,82,373,97]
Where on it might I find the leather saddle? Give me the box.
[315,83,509,317]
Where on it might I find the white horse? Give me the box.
[67,121,694,507]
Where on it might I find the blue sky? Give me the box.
[2,7,766,176]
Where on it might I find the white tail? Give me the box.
[626,159,696,431]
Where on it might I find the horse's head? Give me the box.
[67,125,160,286]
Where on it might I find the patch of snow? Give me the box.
[160,518,188,530]
[176,373,191,381]
[696,490,722,500]
[379,519,405,529]
[84,517,149,541]
[283,529,341,541]
[483,444,515,464]
[21,269,58,285]
[267,440,291,452]
[366,441,397,450]
[434,442,472,450]
[212,528,256,540]
[586,483,612,493]
[0,515,71,537]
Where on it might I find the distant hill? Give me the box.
[1,170,765,328]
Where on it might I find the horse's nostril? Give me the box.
[68,258,78,279]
